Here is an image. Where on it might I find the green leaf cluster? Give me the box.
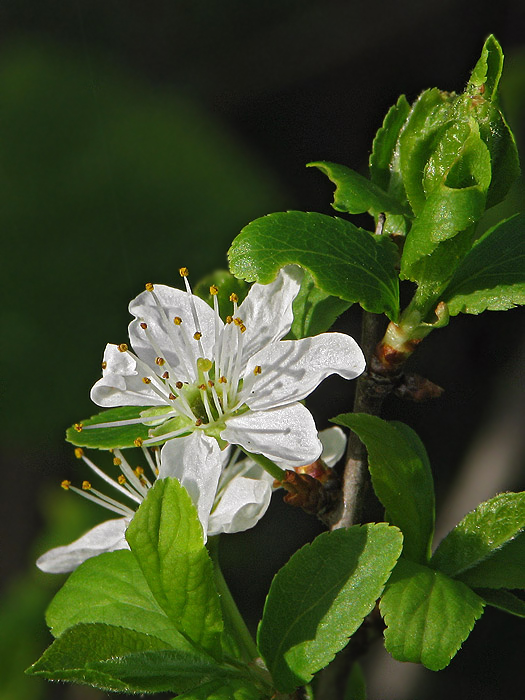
[335,413,525,671]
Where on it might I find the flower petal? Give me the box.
[159,432,222,540]
[221,403,322,467]
[36,518,129,574]
[90,344,167,407]
[129,284,216,382]
[319,426,347,466]
[241,333,365,410]
[236,266,302,363]
[208,476,272,535]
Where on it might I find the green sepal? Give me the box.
[332,414,435,563]
[228,211,400,321]
[380,559,485,670]
[66,405,152,449]
[288,269,351,339]
[308,160,407,216]
[430,491,525,589]
[257,524,403,693]
[126,478,224,659]
[442,214,525,315]
[194,270,250,321]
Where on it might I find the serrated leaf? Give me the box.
[431,492,525,588]
[228,211,400,321]
[380,559,484,670]
[257,524,403,693]
[369,94,411,195]
[308,161,406,216]
[333,414,435,563]
[46,549,194,651]
[288,269,351,339]
[442,214,525,315]
[476,588,525,618]
[66,406,150,449]
[126,478,224,658]
[194,270,250,321]
[28,623,242,694]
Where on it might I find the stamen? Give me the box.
[155,357,165,366]
[194,332,202,341]
[74,448,84,459]
[141,445,158,480]
[142,425,192,445]
[101,361,107,370]
[113,449,148,497]
[134,437,143,447]
[173,316,182,325]
[210,285,219,295]
[79,452,142,504]
[118,343,128,353]
[145,283,154,291]
[140,322,148,329]
[68,483,134,518]
[82,411,180,430]
[142,377,152,384]
[179,267,189,277]
[254,365,262,375]
[61,480,71,490]
[74,423,83,432]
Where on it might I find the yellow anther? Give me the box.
[173,316,182,325]
[74,423,83,432]
[179,267,189,277]
[169,392,176,400]
[155,357,165,366]
[193,331,202,340]
[254,365,262,376]
[118,475,126,485]
[140,322,148,329]
[82,480,92,490]
[134,437,144,447]
[113,457,122,466]
[74,448,84,459]
[219,376,227,383]
[210,285,219,295]
[61,480,71,490]
[233,317,243,326]
[198,383,207,391]
[135,466,144,476]
[155,467,159,476]
[208,380,214,387]
[229,293,238,303]
[142,377,152,384]
[118,343,128,353]
[195,419,203,426]
[162,371,170,379]
[101,361,107,370]
[240,324,246,333]
[226,315,233,324]
[145,283,154,291]
[175,381,183,389]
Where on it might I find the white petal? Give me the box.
[90,344,166,407]
[319,426,347,467]
[129,284,216,382]
[221,403,322,467]
[208,476,272,535]
[241,333,365,410]
[36,518,129,574]
[159,432,222,540]
[236,266,303,363]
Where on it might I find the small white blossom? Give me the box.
[88,266,365,469]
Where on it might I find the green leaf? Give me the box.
[175,679,264,699]
[369,94,411,195]
[308,161,406,216]
[66,405,151,449]
[194,270,250,321]
[431,492,525,588]
[126,478,224,658]
[344,662,367,700]
[380,559,484,670]
[257,524,403,693]
[333,414,435,563]
[468,34,504,99]
[28,623,242,694]
[475,589,525,618]
[288,269,351,339]
[442,214,525,315]
[46,549,195,651]
[228,211,400,320]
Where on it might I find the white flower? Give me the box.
[88,266,365,469]
[36,436,274,574]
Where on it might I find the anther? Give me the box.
[74,448,84,459]
[173,316,182,325]
[254,365,262,375]
[219,376,227,383]
[134,437,144,447]
[142,377,151,384]
[101,361,107,370]
[168,392,176,400]
[117,475,126,485]
[135,467,144,476]
[82,481,92,490]
[240,324,246,333]
[74,423,83,432]
[226,315,233,324]
[118,343,128,353]
[195,419,203,426]
[230,293,238,303]
[210,285,219,295]
[155,357,165,366]
[162,371,170,379]
[61,480,71,490]
[193,332,202,340]
[145,283,154,292]
[198,383,206,391]
[175,381,183,389]
[233,317,243,326]
[179,267,189,277]
[140,322,148,329]
[113,457,122,466]
[208,380,214,387]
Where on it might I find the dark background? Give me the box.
[1,2,524,699]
